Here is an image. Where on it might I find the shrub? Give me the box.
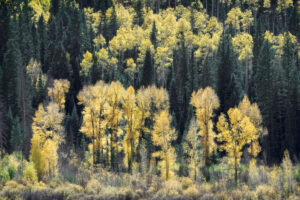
[183,185,201,200]
[255,184,278,200]
[85,178,102,195]
[281,150,296,197]
[215,191,231,200]
[53,183,84,198]
[100,186,118,198]
[201,193,217,200]
[153,179,183,199]
[231,189,243,200]
[0,180,25,199]
[23,162,38,184]
[180,177,194,189]
[22,185,63,200]
[7,167,15,179]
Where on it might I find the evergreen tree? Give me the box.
[216,30,242,113]
[65,104,80,151]
[19,0,34,65]
[9,110,24,152]
[105,5,118,42]
[0,66,8,157]
[254,38,277,163]
[2,16,22,115]
[200,55,216,89]
[150,21,157,49]
[281,33,298,157]
[37,16,47,70]
[140,48,154,87]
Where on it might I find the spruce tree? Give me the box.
[216,30,242,113]
[9,110,23,153]
[150,21,158,49]
[2,16,22,114]
[281,33,298,157]
[141,48,154,87]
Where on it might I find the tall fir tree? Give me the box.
[216,30,242,113]
[2,15,22,115]
[254,38,277,163]
[281,33,299,158]
[140,48,154,87]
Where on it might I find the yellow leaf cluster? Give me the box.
[190,87,220,166]
[48,79,70,110]
[232,32,253,61]
[80,51,94,78]
[152,110,176,180]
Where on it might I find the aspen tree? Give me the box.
[78,81,109,165]
[190,87,219,166]
[48,79,70,110]
[238,95,266,157]
[152,110,176,180]
[123,86,141,172]
[217,107,256,184]
[107,81,125,169]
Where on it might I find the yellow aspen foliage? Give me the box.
[30,133,45,178]
[217,107,256,184]
[83,7,101,33]
[26,58,47,89]
[281,150,296,197]
[238,95,267,157]
[30,101,64,179]
[95,48,118,80]
[232,33,253,92]
[232,33,253,61]
[125,58,137,82]
[48,79,70,110]
[184,118,201,181]
[263,0,271,8]
[143,85,170,112]
[226,8,253,32]
[154,46,173,87]
[42,139,58,177]
[122,86,141,171]
[264,31,297,59]
[136,87,151,135]
[29,0,50,22]
[23,162,38,184]
[32,102,64,143]
[93,34,106,50]
[276,0,293,13]
[106,81,126,168]
[152,110,176,180]
[80,51,93,79]
[190,87,220,166]
[77,81,109,165]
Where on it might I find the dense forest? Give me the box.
[0,0,299,199]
